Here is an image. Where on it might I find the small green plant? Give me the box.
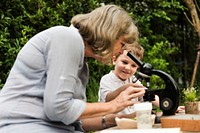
[183,87,198,102]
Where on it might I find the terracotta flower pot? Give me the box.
[185,101,200,114]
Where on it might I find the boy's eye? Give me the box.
[131,64,137,68]
[122,61,128,64]
[131,64,139,69]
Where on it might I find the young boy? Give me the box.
[98,42,159,114]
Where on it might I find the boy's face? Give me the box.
[113,50,139,81]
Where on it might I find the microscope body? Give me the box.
[144,70,179,115]
[127,52,180,116]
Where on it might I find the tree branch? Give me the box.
[184,12,195,26]
[184,0,200,87]
[184,0,200,37]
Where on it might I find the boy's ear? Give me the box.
[112,56,117,65]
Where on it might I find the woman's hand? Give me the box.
[80,84,145,120]
[110,84,145,113]
[106,83,145,102]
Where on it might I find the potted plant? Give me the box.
[183,87,200,114]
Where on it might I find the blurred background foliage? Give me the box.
[0,0,199,104]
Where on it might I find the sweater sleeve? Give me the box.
[43,26,86,125]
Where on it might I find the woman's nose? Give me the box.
[119,48,123,54]
[117,49,123,56]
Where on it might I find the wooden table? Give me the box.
[96,124,200,133]
[96,112,200,133]
[95,126,181,133]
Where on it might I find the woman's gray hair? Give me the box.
[71,4,139,62]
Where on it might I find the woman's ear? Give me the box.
[112,56,117,65]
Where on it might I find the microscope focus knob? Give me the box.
[160,98,173,111]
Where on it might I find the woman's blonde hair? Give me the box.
[71,5,139,62]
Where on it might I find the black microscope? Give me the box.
[127,51,180,117]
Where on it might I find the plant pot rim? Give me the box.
[185,101,200,103]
